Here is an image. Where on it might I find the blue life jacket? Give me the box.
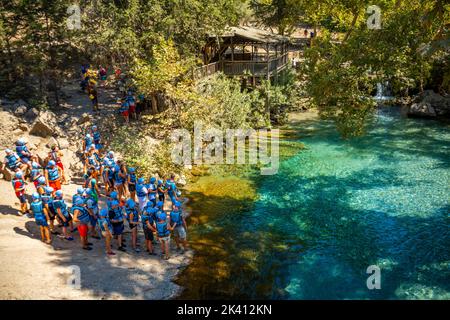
[71,205,90,224]
[85,136,93,148]
[41,193,54,208]
[47,166,59,181]
[53,198,70,217]
[98,217,112,232]
[170,210,183,227]
[141,213,149,229]
[92,131,101,142]
[156,220,170,237]
[157,185,165,196]
[31,200,46,221]
[128,173,137,184]
[88,155,100,170]
[147,183,156,199]
[136,183,147,197]
[110,201,123,222]
[16,145,30,159]
[125,206,139,223]
[114,167,125,183]
[12,178,25,191]
[6,153,20,169]
[31,167,42,181]
[166,181,177,195]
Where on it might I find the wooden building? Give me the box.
[193,26,290,84]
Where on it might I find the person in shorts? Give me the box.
[11,171,28,215]
[109,196,126,252]
[72,197,92,251]
[141,204,157,255]
[125,198,140,253]
[98,208,115,256]
[170,201,188,253]
[53,190,74,241]
[30,192,51,244]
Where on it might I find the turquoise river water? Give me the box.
[178,107,449,299]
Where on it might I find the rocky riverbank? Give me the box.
[0,81,193,300]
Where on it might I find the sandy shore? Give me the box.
[0,179,192,300]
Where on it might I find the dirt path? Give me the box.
[0,81,193,300]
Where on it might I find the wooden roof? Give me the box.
[209,26,289,44]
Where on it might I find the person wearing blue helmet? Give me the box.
[36,176,47,195]
[41,186,59,234]
[11,171,29,215]
[97,208,115,256]
[85,188,100,240]
[84,146,101,180]
[147,177,157,207]
[82,133,94,155]
[166,173,179,204]
[15,138,33,170]
[109,197,126,252]
[30,161,43,188]
[170,201,188,253]
[155,205,173,260]
[136,177,148,212]
[2,148,26,173]
[100,151,114,193]
[127,167,137,201]
[114,161,127,200]
[141,204,157,255]
[45,159,62,191]
[72,197,92,250]
[72,187,85,206]
[124,198,140,253]
[157,179,166,203]
[30,192,51,244]
[53,190,74,241]
[91,125,102,150]
[47,145,67,184]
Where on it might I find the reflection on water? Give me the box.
[176,107,450,299]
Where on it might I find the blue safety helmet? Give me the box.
[110,191,118,199]
[99,208,108,217]
[126,199,135,208]
[37,176,46,184]
[48,160,56,166]
[15,171,23,178]
[150,177,156,184]
[55,190,63,198]
[32,192,40,200]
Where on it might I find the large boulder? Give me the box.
[29,110,58,137]
[419,90,450,117]
[408,102,436,118]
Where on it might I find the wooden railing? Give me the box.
[192,53,289,79]
[192,62,220,80]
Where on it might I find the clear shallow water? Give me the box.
[179,107,450,299]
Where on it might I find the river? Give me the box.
[176,106,450,299]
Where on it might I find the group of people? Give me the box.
[5,125,188,260]
[80,64,151,123]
